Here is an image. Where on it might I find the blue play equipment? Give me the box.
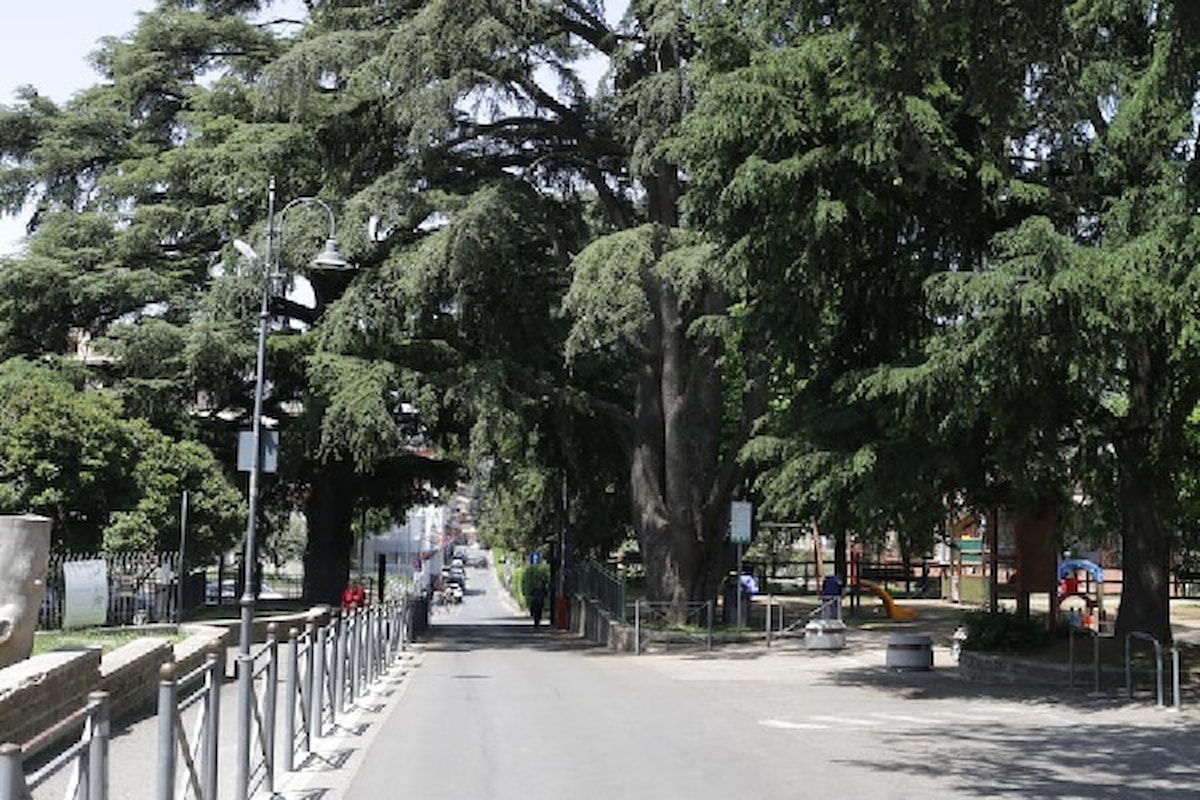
[1058,558,1103,582]
[1057,558,1106,631]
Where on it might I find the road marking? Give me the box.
[760,719,830,730]
[869,713,940,725]
[809,715,886,727]
[927,711,983,721]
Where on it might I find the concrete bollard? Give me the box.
[886,632,933,670]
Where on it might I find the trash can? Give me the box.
[411,593,430,637]
[722,575,750,627]
[819,574,844,619]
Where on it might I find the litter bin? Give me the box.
[411,593,430,637]
[722,573,753,627]
[819,574,844,619]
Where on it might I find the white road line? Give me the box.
[869,713,940,725]
[759,719,830,731]
[927,711,984,721]
[809,715,886,727]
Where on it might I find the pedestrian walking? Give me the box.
[528,580,548,627]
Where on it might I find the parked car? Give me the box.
[206,579,284,603]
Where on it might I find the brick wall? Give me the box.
[99,637,174,721]
[0,648,100,747]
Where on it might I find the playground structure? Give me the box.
[856,578,919,621]
[811,525,919,622]
[1056,558,1107,632]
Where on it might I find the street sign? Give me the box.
[237,430,279,474]
[730,500,753,543]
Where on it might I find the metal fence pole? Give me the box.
[0,743,25,800]
[312,625,327,740]
[156,664,177,800]
[86,691,110,800]
[263,624,279,794]
[202,650,221,800]
[634,599,641,656]
[765,596,772,648]
[283,628,298,773]
[303,619,316,749]
[1173,644,1182,711]
[234,652,253,800]
[333,610,346,716]
[349,610,360,704]
[367,605,376,680]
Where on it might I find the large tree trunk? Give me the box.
[1112,336,1172,643]
[303,465,357,606]
[1113,433,1171,643]
[632,223,740,613]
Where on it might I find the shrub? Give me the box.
[960,609,1050,653]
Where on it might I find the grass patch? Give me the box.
[33,627,183,656]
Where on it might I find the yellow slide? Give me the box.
[856,579,918,620]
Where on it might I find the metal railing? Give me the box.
[0,691,111,800]
[576,561,626,623]
[1125,631,1165,708]
[155,648,224,800]
[762,595,843,647]
[153,595,410,800]
[632,600,713,655]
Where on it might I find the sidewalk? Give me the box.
[268,651,422,800]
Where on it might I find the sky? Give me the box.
[0,1,628,255]
[0,2,160,253]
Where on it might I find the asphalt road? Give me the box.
[331,561,1200,800]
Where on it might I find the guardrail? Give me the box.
[576,562,626,624]
[633,600,713,655]
[1125,631,1165,708]
[4,594,414,800]
[0,691,111,800]
[173,597,410,800]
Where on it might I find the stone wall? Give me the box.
[573,594,635,652]
[0,648,100,747]
[99,637,174,721]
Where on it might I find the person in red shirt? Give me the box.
[342,580,365,610]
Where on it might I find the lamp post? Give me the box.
[233,176,351,800]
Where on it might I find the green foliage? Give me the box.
[959,610,1051,655]
[0,357,241,558]
[518,562,551,605]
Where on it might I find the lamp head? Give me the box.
[310,238,352,271]
[233,239,258,264]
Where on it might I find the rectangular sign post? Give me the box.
[237,430,279,474]
[730,501,753,627]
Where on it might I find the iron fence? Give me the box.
[632,600,714,655]
[575,561,626,623]
[0,691,111,800]
[39,551,183,630]
[2,593,415,800]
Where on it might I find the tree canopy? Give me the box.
[3,0,1200,636]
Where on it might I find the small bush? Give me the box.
[960,609,1050,653]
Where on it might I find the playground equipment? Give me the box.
[855,578,919,621]
[811,524,918,622]
[1057,558,1106,632]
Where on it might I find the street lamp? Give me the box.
[235,177,352,652]
[233,176,352,800]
